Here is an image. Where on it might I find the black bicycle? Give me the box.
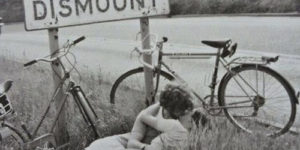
[0,36,101,149]
[110,35,299,137]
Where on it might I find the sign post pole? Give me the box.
[48,28,66,145]
[140,17,154,105]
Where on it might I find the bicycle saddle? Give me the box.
[0,80,13,95]
[202,40,231,49]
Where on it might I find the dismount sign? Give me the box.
[23,0,170,30]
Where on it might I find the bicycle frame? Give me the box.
[155,45,262,111]
[22,60,99,149]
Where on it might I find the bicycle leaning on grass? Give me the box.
[110,35,300,137]
[0,36,101,149]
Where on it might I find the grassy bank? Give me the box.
[0,56,132,149]
[169,0,299,15]
[1,56,300,149]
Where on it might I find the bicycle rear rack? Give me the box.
[228,56,279,66]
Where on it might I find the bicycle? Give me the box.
[110,34,299,137]
[0,36,101,149]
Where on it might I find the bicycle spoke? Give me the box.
[265,78,283,96]
[263,72,265,97]
[263,104,290,111]
[266,84,285,98]
[265,96,289,103]
[232,75,254,102]
[256,66,259,93]
[225,95,256,98]
[236,72,259,94]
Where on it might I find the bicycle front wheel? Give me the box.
[110,67,174,123]
[218,64,297,137]
[0,122,25,150]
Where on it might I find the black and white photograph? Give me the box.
[0,0,300,149]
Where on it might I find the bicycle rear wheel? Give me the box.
[0,122,25,150]
[218,64,297,137]
[110,67,174,123]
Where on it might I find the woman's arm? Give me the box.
[127,103,160,149]
[139,103,160,130]
[127,139,148,149]
[142,102,160,115]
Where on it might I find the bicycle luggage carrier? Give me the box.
[228,56,279,65]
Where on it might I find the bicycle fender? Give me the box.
[219,64,299,104]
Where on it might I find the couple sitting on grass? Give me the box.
[86,83,204,150]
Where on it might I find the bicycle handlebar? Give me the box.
[138,55,155,70]
[24,60,37,67]
[24,36,86,67]
[134,37,168,70]
[133,37,168,54]
[73,36,85,45]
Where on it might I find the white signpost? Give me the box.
[23,0,170,144]
[24,0,169,30]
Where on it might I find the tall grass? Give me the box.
[0,56,130,149]
[1,56,299,150]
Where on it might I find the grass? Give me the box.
[0,55,300,150]
[0,56,130,149]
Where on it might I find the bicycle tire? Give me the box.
[110,67,174,122]
[218,64,297,137]
[1,122,26,150]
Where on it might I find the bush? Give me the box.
[169,0,297,16]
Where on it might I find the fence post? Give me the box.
[48,28,67,146]
[140,17,154,105]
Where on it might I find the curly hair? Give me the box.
[159,84,193,119]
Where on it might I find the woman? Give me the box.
[86,84,195,150]
[127,84,194,150]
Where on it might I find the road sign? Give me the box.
[23,0,170,31]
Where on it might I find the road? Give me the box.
[0,16,299,129]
